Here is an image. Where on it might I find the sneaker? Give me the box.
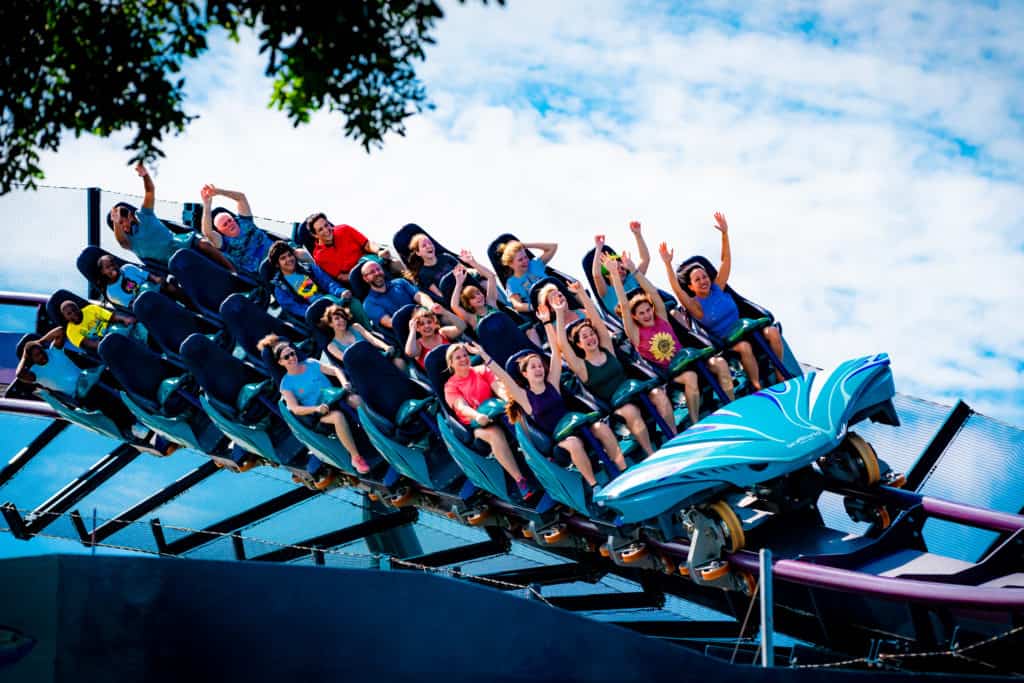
[516,478,538,502]
[352,455,371,475]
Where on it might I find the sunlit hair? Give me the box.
[411,306,438,333]
[319,304,351,330]
[403,233,431,283]
[677,263,708,297]
[497,240,525,268]
[460,284,484,311]
[567,319,597,356]
[444,342,470,372]
[535,283,560,315]
[627,292,655,318]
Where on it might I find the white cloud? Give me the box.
[0,1,1021,425]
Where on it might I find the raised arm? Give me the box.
[627,253,668,320]
[606,253,639,347]
[591,235,609,300]
[629,221,651,274]
[199,185,223,249]
[552,301,586,378]
[136,163,155,210]
[713,211,731,288]
[449,265,473,325]
[460,250,498,307]
[541,316,562,388]
[404,315,421,359]
[658,242,703,319]
[524,242,558,264]
[214,186,252,216]
[566,280,613,351]
[472,343,529,412]
[439,309,466,338]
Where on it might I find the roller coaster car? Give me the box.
[179,333,308,471]
[220,293,309,371]
[423,345,532,505]
[342,341,464,494]
[595,354,902,586]
[132,291,225,366]
[97,333,227,454]
[168,248,256,324]
[677,254,800,382]
[45,290,145,359]
[258,345,384,477]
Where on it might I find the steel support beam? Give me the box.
[250,507,419,563]
[160,486,319,556]
[397,526,509,569]
[0,419,68,487]
[73,460,220,545]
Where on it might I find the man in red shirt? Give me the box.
[306,213,394,284]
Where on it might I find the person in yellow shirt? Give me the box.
[59,300,135,353]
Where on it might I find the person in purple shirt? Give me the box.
[660,211,785,391]
[483,317,626,491]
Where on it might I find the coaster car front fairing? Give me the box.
[595,353,901,586]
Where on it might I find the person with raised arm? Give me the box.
[489,311,626,489]
[449,256,499,330]
[443,342,537,500]
[553,281,673,455]
[659,212,785,391]
[608,251,734,427]
[591,220,651,313]
[495,239,558,313]
[404,305,465,369]
[107,163,233,270]
[199,184,277,276]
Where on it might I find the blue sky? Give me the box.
[1,0,1023,557]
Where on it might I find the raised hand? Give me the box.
[200,184,215,202]
[453,263,467,281]
[601,252,622,281]
[629,220,642,234]
[459,249,477,265]
[134,163,148,177]
[594,234,606,248]
[566,280,583,294]
[713,212,729,234]
[536,308,551,323]
[620,251,636,272]
[658,241,674,264]
[465,341,483,357]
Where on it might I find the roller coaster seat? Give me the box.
[168,248,251,323]
[220,293,307,369]
[475,311,541,369]
[392,222,460,268]
[133,291,221,362]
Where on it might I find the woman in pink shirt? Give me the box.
[606,253,734,427]
[443,342,536,500]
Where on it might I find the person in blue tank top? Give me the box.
[261,336,370,475]
[659,211,786,391]
[477,319,626,490]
